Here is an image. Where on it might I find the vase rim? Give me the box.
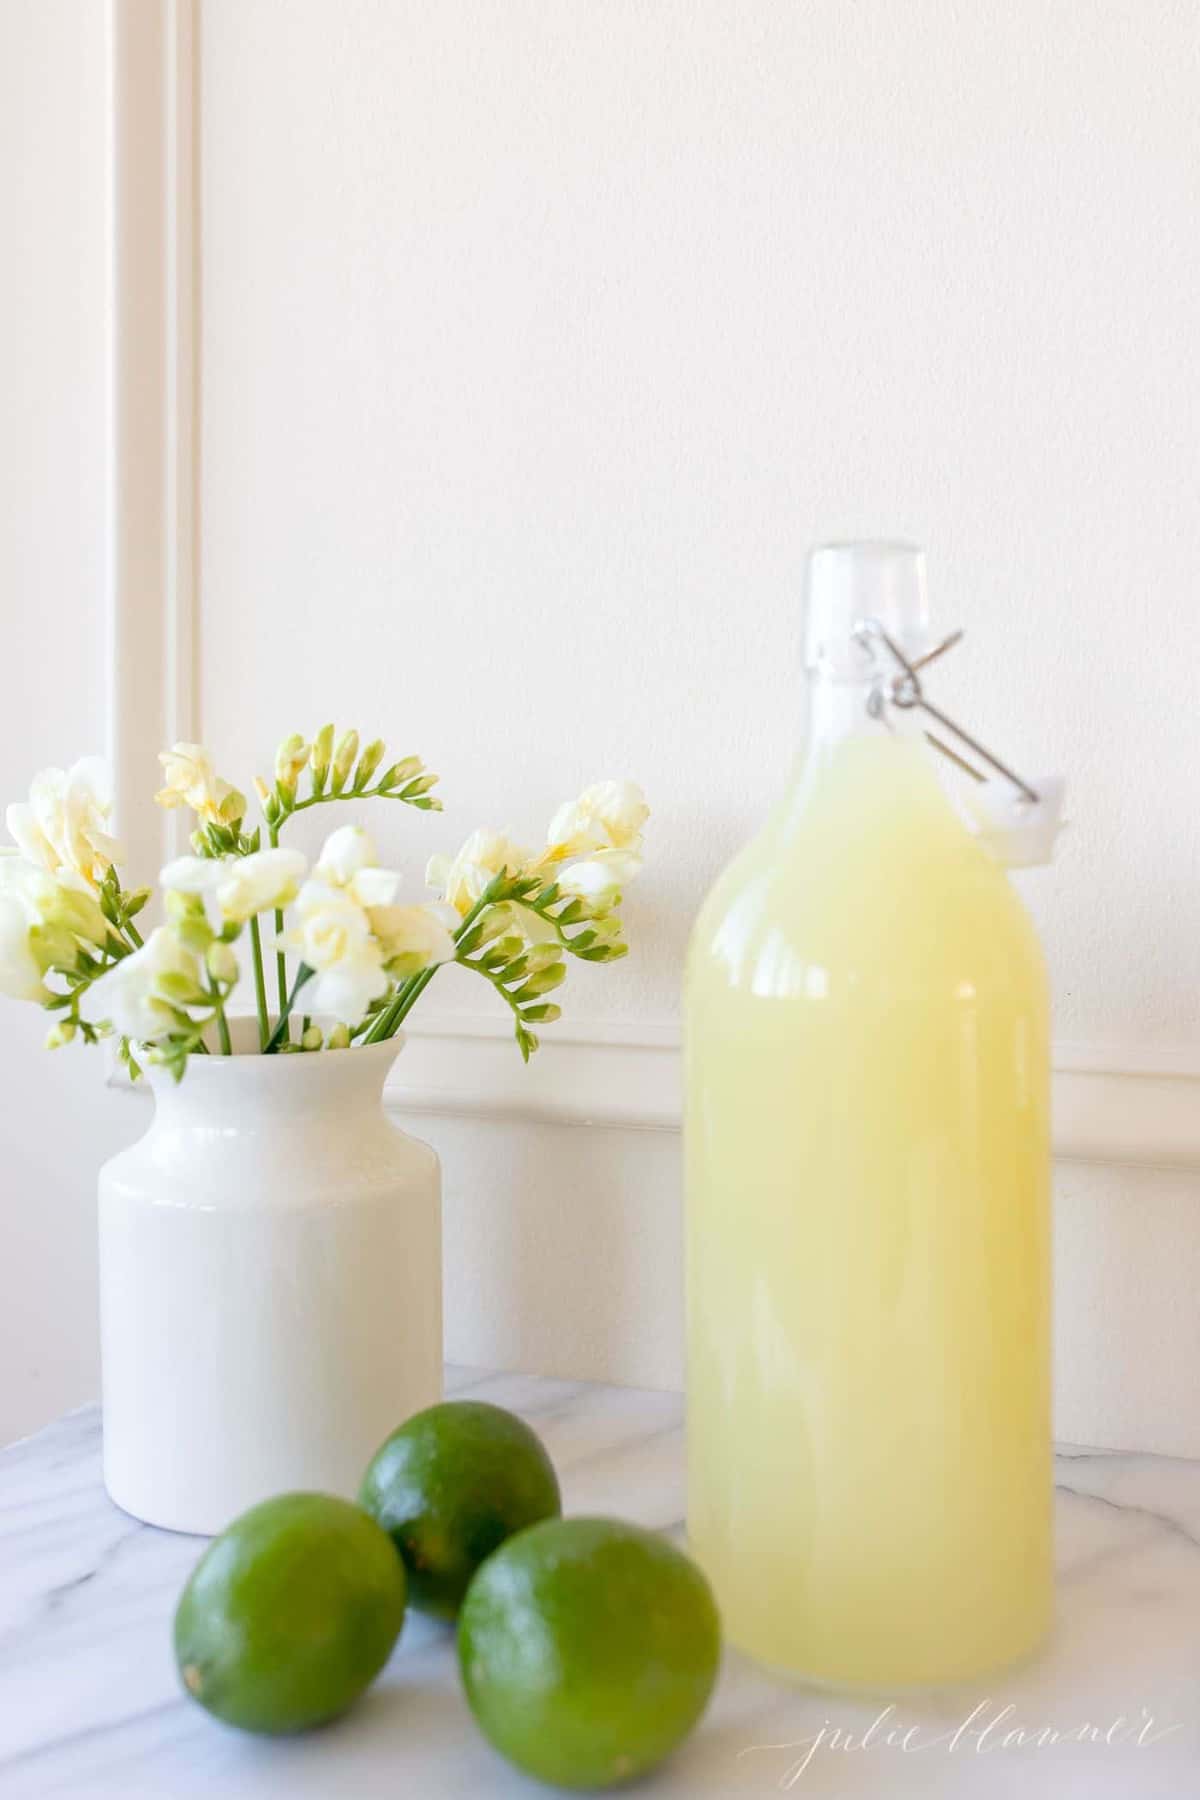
[136,1012,404,1076]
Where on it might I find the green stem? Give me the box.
[212,989,233,1056]
[123,919,145,949]
[248,916,270,1052]
[267,821,290,1041]
[264,965,314,1053]
[364,885,499,1045]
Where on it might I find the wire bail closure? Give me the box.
[854,618,1041,806]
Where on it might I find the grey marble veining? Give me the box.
[2,1368,1198,1797]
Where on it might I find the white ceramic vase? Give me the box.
[98,1026,442,1535]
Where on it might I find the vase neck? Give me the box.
[144,1034,403,1131]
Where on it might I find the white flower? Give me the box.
[426,828,530,917]
[556,848,642,907]
[0,873,44,1000]
[155,743,246,827]
[283,879,390,1025]
[84,927,204,1042]
[0,854,111,999]
[5,757,123,888]
[369,902,458,978]
[160,848,307,927]
[545,780,649,861]
[315,826,400,909]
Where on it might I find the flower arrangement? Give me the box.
[0,734,647,1079]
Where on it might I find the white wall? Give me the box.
[2,2,1199,1450]
[195,1,1200,1452]
[0,3,142,1442]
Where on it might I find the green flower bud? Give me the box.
[524,943,563,971]
[165,891,214,952]
[310,722,335,776]
[219,786,248,825]
[274,734,309,798]
[513,960,566,1002]
[378,755,422,791]
[206,941,239,986]
[354,738,386,790]
[331,730,359,794]
[301,1024,324,1051]
[45,1020,76,1049]
[29,923,79,975]
[157,970,204,1005]
[326,1022,350,1050]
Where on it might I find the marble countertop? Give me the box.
[3,1366,1199,1798]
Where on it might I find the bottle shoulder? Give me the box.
[688,822,1046,1005]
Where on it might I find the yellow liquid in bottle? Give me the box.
[685,730,1052,1689]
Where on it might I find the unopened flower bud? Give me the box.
[206,941,239,986]
[326,1022,350,1050]
[331,730,359,794]
[378,755,421,791]
[354,739,386,790]
[301,1024,323,1051]
[45,1020,76,1049]
[274,734,309,798]
[310,723,335,780]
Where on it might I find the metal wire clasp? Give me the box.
[854,619,1041,806]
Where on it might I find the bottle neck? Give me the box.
[803,668,926,758]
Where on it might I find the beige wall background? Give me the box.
[2,1,1199,1450]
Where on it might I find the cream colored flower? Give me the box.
[5,757,123,888]
[544,781,649,862]
[426,828,530,917]
[283,878,390,1025]
[556,848,642,908]
[160,848,308,927]
[369,902,458,978]
[315,826,400,909]
[84,926,204,1042]
[0,854,110,998]
[0,869,44,1000]
[155,743,246,827]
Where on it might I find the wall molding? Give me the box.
[106,0,197,873]
[381,1017,1200,1171]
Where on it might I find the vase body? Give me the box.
[684,544,1052,1689]
[98,1033,441,1535]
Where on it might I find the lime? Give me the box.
[173,1492,406,1734]
[359,1400,561,1619]
[457,1516,721,1789]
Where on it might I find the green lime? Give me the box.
[173,1492,406,1734]
[457,1516,721,1790]
[359,1400,561,1619]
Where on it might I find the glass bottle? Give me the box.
[684,542,1051,1688]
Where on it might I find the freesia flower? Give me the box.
[0,877,44,1001]
[283,879,390,1025]
[544,781,649,862]
[5,757,123,888]
[315,826,400,909]
[369,902,458,978]
[426,828,531,917]
[155,744,246,827]
[556,848,642,908]
[0,855,110,999]
[84,927,205,1042]
[160,848,307,928]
